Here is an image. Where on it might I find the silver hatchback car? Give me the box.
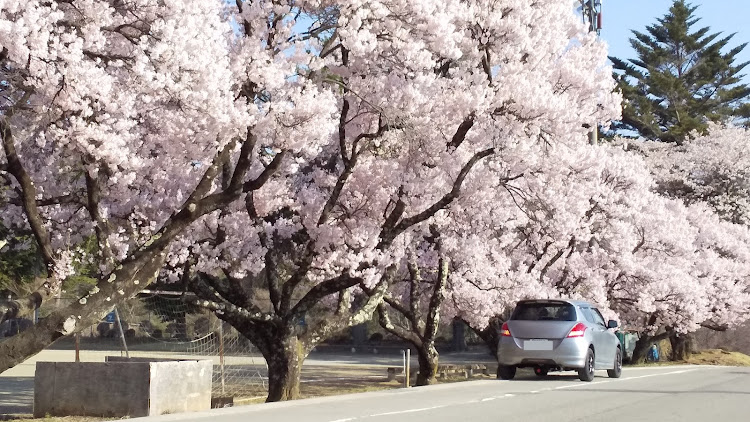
[497,299,622,381]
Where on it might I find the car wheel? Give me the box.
[578,348,595,382]
[607,348,622,378]
[497,365,516,380]
[534,366,548,377]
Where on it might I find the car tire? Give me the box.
[607,348,622,378]
[578,348,595,382]
[497,365,516,380]
[534,366,548,377]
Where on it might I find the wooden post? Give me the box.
[406,349,411,387]
[402,350,407,388]
[113,307,130,358]
[75,332,80,362]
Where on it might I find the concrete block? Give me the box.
[34,359,212,418]
[149,360,212,415]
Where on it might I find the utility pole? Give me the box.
[581,0,603,144]
[581,0,603,35]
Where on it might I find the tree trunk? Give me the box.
[631,331,672,364]
[631,333,652,364]
[669,332,695,361]
[265,338,305,402]
[247,327,309,403]
[415,341,439,386]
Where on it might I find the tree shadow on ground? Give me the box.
[0,377,33,415]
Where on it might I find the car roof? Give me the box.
[516,299,596,308]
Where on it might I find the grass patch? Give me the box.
[685,349,750,366]
[234,372,496,404]
[627,348,750,367]
[300,381,398,399]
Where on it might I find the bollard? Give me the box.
[401,350,407,388]
[406,349,411,387]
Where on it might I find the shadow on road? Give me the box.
[0,377,33,415]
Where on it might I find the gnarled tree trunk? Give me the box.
[631,331,670,364]
[224,317,308,403]
[378,256,449,387]
[262,334,307,402]
[631,334,652,364]
[192,270,390,402]
[416,342,439,385]
[669,332,696,361]
[466,316,502,357]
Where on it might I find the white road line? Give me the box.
[478,393,516,402]
[325,367,709,422]
[369,405,449,417]
[553,368,700,390]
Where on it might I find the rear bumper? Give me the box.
[497,336,590,369]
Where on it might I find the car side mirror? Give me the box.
[607,320,618,329]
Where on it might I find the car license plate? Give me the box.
[524,340,553,351]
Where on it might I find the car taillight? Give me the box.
[501,322,512,337]
[567,322,587,338]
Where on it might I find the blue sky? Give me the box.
[600,0,750,76]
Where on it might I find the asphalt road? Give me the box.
[139,365,750,422]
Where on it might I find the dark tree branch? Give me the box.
[423,257,448,343]
[1,118,55,275]
[266,248,282,315]
[288,274,364,320]
[408,257,421,319]
[279,243,315,315]
[243,151,287,192]
[83,156,113,265]
[228,129,257,192]
[382,293,420,334]
[378,302,423,346]
[338,99,350,164]
[378,148,495,248]
[185,138,237,207]
[191,272,275,322]
[448,113,476,150]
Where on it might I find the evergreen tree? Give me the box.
[610,0,750,143]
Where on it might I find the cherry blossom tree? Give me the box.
[420,139,750,366]
[376,141,650,381]
[631,124,750,226]
[0,0,329,372]
[174,0,620,400]
[0,0,624,400]
[621,125,750,359]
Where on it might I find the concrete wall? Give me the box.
[34,359,212,418]
[149,360,212,415]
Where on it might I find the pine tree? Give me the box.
[609,0,750,143]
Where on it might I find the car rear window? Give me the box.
[510,302,577,321]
